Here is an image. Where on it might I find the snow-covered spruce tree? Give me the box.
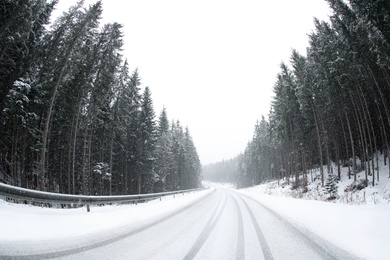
[1,79,40,187]
[154,107,174,192]
[138,87,157,194]
[325,0,390,180]
[107,65,143,195]
[241,141,256,187]
[324,174,338,199]
[0,0,56,112]
[165,121,201,191]
[271,63,306,187]
[123,69,142,194]
[182,127,201,189]
[206,0,390,192]
[251,116,274,184]
[81,22,123,195]
[108,60,130,195]
[35,1,103,191]
[92,162,110,196]
[0,0,207,196]
[168,120,185,191]
[0,0,56,188]
[42,9,112,194]
[291,50,324,183]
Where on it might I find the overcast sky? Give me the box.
[53,0,331,165]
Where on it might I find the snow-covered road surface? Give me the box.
[0,187,359,260]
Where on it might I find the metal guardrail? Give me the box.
[0,183,207,212]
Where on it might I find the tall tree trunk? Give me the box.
[339,112,351,179]
[108,125,115,196]
[39,35,89,191]
[344,109,356,181]
[366,65,390,177]
[288,119,299,187]
[138,175,142,194]
[312,104,324,186]
[357,84,377,185]
[349,91,366,179]
[320,119,331,174]
[38,3,101,191]
[374,99,389,178]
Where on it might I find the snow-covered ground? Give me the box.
[0,190,211,244]
[1,164,389,259]
[242,155,390,205]
[204,155,390,259]
[236,190,390,260]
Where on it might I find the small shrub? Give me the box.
[344,179,368,192]
[302,177,308,193]
[324,174,338,198]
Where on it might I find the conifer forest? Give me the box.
[2,0,390,197]
[0,0,201,195]
[203,0,390,189]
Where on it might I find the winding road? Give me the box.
[2,188,357,260]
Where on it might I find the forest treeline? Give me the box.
[203,0,390,189]
[0,0,201,195]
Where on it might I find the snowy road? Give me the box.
[1,188,358,260]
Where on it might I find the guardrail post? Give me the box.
[87,204,90,212]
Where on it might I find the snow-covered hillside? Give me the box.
[240,155,390,205]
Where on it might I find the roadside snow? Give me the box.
[218,154,390,260]
[242,155,390,205]
[1,176,389,259]
[236,189,390,260]
[0,189,212,243]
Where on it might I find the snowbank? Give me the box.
[236,189,390,260]
[0,189,213,243]
[242,155,390,205]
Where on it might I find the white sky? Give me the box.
[53,0,331,165]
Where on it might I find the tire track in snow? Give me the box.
[138,190,223,260]
[183,191,227,260]
[237,192,357,260]
[228,193,245,260]
[0,190,215,260]
[239,196,274,260]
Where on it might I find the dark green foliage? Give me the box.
[0,1,201,195]
[345,179,368,192]
[138,87,157,194]
[324,174,338,198]
[0,0,57,112]
[204,0,390,189]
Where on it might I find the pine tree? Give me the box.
[154,108,174,192]
[0,0,204,195]
[324,174,338,199]
[168,121,184,190]
[0,0,56,188]
[0,0,57,112]
[35,1,103,191]
[124,69,142,194]
[138,86,157,194]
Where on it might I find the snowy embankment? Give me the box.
[237,190,389,260]
[0,189,212,243]
[204,180,389,259]
[1,167,389,259]
[242,155,390,205]
[208,155,390,259]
